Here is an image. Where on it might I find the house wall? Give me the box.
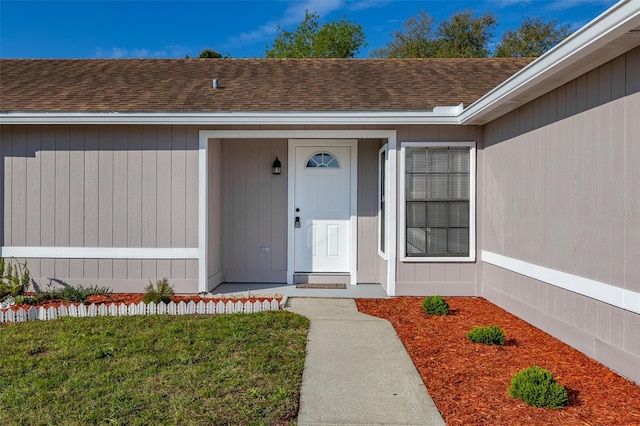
[221,138,288,283]
[219,137,384,284]
[0,122,485,295]
[394,125,482,296]
[0,125,200,293]
[481,46,640,383]
[206,125,485,292]
[357,139,384,283]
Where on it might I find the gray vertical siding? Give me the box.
[207,138,223,288]
[141,127,158,284]
[395,125,481,296]
[0,125,200,293]
[218,135,386,284]
[357,139,382,283]
[481,46,640,383]
[222,138,288,282]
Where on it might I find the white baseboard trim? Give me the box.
[0,246,199,260]
[481,251,640,315]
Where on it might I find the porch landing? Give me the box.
[210,282,389,299]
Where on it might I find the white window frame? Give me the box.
[399,141,476,262]
[378,143,388,259]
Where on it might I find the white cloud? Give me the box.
[546,0,614,12]
[290,0,345,19]
[348,0,394,11]
[493,0,532,6]
[93,45,188,59]
[230,0,345,45]
[110,47,128,59]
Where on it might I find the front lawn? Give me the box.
[0,311,309,425]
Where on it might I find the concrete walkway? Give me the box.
[286,298,445,426]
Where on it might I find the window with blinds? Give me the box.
[405,146,471,257]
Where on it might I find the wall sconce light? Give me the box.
[272,157,282,175]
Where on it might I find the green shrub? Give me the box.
[467,325,506,345]
[0,258,30,301]
[508,366,569,409]
[142,278,174,304]
[422,295,449,316]
[55,286,92,303]
[85,285,113,298]
[59,284,111,303]
[13,294,46,305]
[13,284,112,305]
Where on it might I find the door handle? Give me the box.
[295,216,301,228]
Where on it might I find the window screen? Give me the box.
[405,146,470,257]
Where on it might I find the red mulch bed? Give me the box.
[2,293,281,313]
[356,297,640,425]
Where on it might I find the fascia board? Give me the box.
[459,0,640,125]
[0,111,461,125]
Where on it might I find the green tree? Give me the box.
[199,48,223,58]
[372,10,496,58]
[371,11,436,58]
[266,10,366,58]
[494,17,572,57]
[433,10,497,58]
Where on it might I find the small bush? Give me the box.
[13,294,47,305]
[10,283,112,305]
[49,284,112,304]
[467,325,506,345]
[0,258,30,301]
[422,295,449,316]
[54,286,92,303]
[508,366,569,409]
[142,278,174,304]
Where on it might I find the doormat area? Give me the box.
[295,283,347,289]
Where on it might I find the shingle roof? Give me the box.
[0,58,533,113]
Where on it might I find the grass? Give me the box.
[0,311,309,425]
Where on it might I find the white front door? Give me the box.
[293,145,352,273]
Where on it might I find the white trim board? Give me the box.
[0,111,460,125]
[0,246,199,260]
[482,251,640,315]
[386,133,397,296]
[201,130,398,140]
[198,134,209,293]
[377,143,388,260]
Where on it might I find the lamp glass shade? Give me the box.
[272,157,282,175]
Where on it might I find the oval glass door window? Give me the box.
[306,152,340,168]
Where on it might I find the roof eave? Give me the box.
[0,110,462,126]
[460,0,640,126]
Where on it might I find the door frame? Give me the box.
[288,139,358,284]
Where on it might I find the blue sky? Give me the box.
[0,0,617,59]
